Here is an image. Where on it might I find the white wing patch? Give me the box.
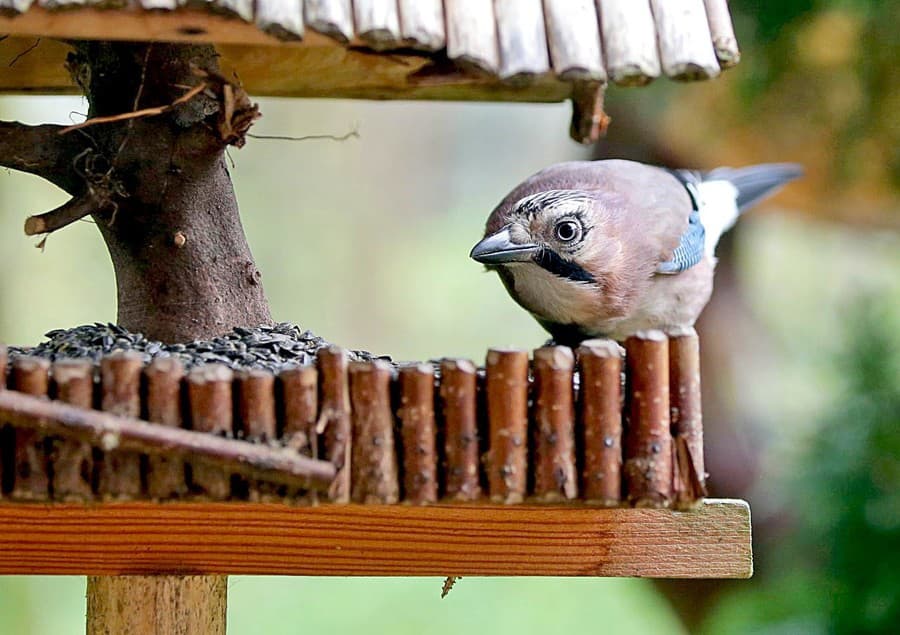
[697,180,740,258]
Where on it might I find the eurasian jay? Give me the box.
[470,159,802,345]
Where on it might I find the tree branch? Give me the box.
[24,193,104,236]
[0,120,84,193]
[0,388,336,492]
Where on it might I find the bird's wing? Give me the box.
[656,209,706,274]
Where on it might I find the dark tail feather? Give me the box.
[705,163,803,211]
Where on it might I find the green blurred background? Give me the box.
[1,1,897,633]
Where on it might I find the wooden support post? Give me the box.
[317,347,351,502]
[440,359,481,501]
[397,363,438,504]
[578,340,623,506]
[50,359,95,500]
[238,369,278,501]
[279,364,318,501]
[624,331,673,507]
[349,361,399,504]
[98,352,144,499]
[485,349,529,503]
[669,329,707,508]
[144,357,188,499]
[87,575,227,635]
[10,356,50,499]
[532,347,577,501]
[187,364,234,499]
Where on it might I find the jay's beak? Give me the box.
[470,226,539,264]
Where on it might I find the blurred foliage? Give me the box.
[705,298,900,634]
[662,0,899,226]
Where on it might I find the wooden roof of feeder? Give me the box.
[0,0,741,142]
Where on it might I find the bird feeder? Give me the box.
[0,2,749,634]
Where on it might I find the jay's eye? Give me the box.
[554,220,581,242]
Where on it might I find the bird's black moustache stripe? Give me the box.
[534,248,596,283]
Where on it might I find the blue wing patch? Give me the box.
[656,209,706,274]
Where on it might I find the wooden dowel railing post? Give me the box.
[51,359,95,500]
[439,359,481,501]
[98,351,144,499]
[145,357,188,499]
[532,346,577,501]
[317,347,351,502]
[279,364,318,501]
[624,331,672,507]
[669,328,707,508]
[187,364,234,499]
[238,369,278,501]
[349,360,399,504]
[485,349,529,504]
[397,363,438,504]
[578,340,623,506]
[10,356,51,499]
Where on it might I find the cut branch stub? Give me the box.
[317,347,351,503]
[485,349,529,504]
[578,339,624,506]
[532,346,577,502]
[98,351,144,499]
[24,193,110,237]
[10,356,50,500]
[187,364,235,499]
[349,360,399,504]
[669,328,707,508]
[439,359,481,501]
[397,363,438,505]
[144,357,188,499]
[50,359,95,501]
[624,331,673,507]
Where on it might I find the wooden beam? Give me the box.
[0,36,572,102]
[0,499,753,578]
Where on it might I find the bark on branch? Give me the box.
[24,193,108,236]
[0,388,336,492]
[0,120,83,193]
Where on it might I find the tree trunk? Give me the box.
[2,41,272,342]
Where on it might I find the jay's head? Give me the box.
[469,189,599,284]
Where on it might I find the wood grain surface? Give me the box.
[0,499,752,578]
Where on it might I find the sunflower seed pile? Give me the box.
[7,322,389,372]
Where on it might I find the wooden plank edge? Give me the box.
[0,6,346,48]
[0,498,752,578]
